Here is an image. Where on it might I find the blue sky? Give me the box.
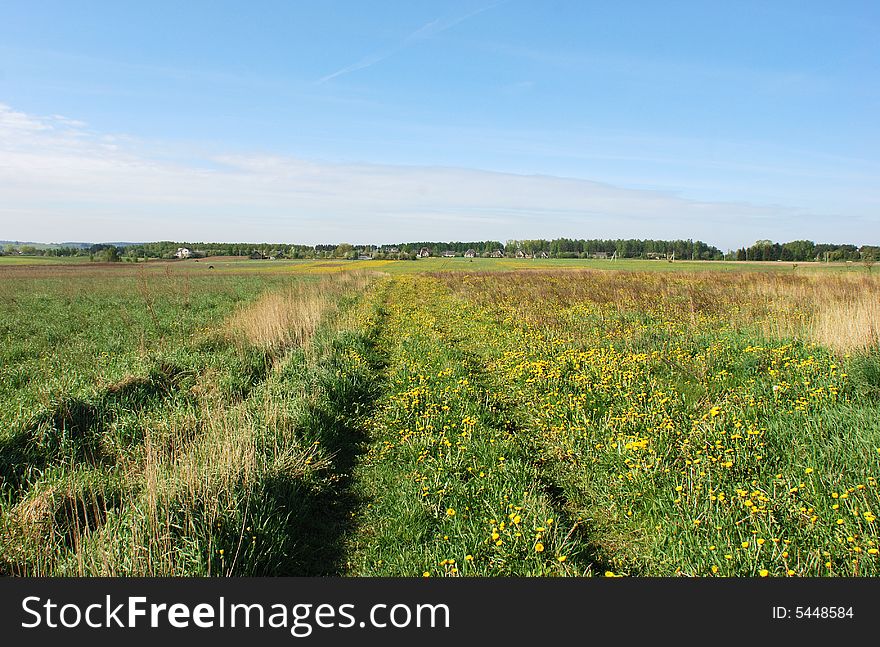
[0,0,877,248]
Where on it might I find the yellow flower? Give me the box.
[759,569,769,577]
[465,554,474,561]
[446,508,456,516]
[534,543,545,553]
[741,541,750,548]
[804,467,814,474]
[557,556,567,562]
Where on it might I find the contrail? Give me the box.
[316,1,507,84]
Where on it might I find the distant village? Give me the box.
[2,238,877,264]
[171,245,589,261]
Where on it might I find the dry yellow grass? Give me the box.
[223,272,377,351]
[224,288,329,351]
[811,291,880,353]
[747,273,880,353]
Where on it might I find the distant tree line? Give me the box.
[502,238,723,259]
[387,241,504,256]
[382,239,723,259]
[2,238,877,263]
[731,240,879,262]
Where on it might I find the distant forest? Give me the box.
[1,238,877,262]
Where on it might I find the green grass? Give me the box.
[2,261,878,576]
[0,264,378,574]
[0,255,93,265]
[344,277,590,575]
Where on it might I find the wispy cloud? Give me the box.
[0,103,862,247]
[317,1,506,84]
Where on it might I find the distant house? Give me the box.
[490,249,504,258]
[249,251,267,260]
[442,250,456,258]
[175,247,193,259]
[593,251,609,259]
[357,254,373,260]
[538,251,549,259]
[387,247,400,254]
[464,249,477,258]
[646,252,663,260]
[418,247,431,258]
[515,250,526,259]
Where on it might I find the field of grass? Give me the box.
[0,255,93,265]
[2,258,878,576]
[1,253,866,275]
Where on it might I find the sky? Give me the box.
[0,0,878,249]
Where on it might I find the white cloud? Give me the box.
[0,103,857,247]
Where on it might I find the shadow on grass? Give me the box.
[234,332,387,576]
[0,360,186,500]
[1,398,109,499]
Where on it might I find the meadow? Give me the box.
[1,257,878,576]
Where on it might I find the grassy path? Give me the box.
[343,276,600,575]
